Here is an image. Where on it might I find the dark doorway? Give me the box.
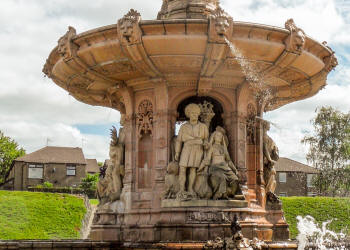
[177,96,224,133]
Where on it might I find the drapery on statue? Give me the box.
[262,120,279,202]
[96,115,125,206]
[175,103,209,199]
[199,126,239,200]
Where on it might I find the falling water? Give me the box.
[296,216,348,250]
[223,37,274,105]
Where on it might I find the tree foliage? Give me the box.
[79,173,99,194]
[302,106,350,196]
[0,131,25,186]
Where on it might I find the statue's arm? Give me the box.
[174,127,183,161]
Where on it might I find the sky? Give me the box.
[0,0,349,163]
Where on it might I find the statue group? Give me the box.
[96,103,280,205]
[164,103,239,201]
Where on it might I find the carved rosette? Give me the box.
[136,100,153,137]
[246,104,256,145]
[117,9,142,45]
[284,19,306,55]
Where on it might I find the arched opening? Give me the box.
[176,96,224,133]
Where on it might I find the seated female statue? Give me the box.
[199,126,239,200]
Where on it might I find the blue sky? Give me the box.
[0,0,349,162]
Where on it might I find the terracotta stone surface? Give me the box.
[43,0,337,245]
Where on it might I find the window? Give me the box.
[279,172,287,183]
[279,192,287,197]
[307,174,315,187]
[28,165,43,179]
[66,165,76,176]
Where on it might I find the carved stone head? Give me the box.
[211,7,232,37]
[324,52,338,72]
[57,26,76,59]
[285,19,306,54]
[118,9,141,44]
[184,103,201,122]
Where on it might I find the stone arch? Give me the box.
[176,96,224,133]
[170,88,234,115]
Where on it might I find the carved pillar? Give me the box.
[256,103,266,208]
[153,80,170,209]
[233,111,248,192]
[119,87,134,211]
[246,103,258,205]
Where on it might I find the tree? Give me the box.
[302,106,350,196]
[0,131,25,186]
[80,173,99,193]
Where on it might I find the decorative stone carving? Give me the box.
[136,100,153,137]
[117,9,141,45]
[211,7,233,37]
[246,104,256,145]
[187,211,230,224]
[199,101,215,129]
[175,103,209,200]
[200,126,239,200]
[42,59,53,78]
[323,52,338,72]
[57,26,77,60]
[163,161,180,199]
[261,119,280,203]
[284,19,306,55]
[158,0,220,20]
[96,118,125,214]
[204,215,267,250]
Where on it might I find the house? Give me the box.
[275,157,319,197]
[86,159,100,175]
[8,146,98,190]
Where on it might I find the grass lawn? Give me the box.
[0,191,86,240]
[281,197,350,239]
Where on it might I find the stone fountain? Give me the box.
[43,0,337,247]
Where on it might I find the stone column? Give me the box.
[153,79,170,209]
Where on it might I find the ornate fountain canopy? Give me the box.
[43,1,337,112]
[157,0,220,20]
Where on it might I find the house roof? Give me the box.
[275,157,319,174]
[86,159,99,173]
[16,146,86,165]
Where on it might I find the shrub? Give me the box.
[43,181,53,188]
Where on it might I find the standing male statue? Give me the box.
[175,103,209,199]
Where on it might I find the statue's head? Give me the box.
[212,126,228,146]
[215,17,230,36]
[118,9,141,44]
[185,103,201,122]
[212,7,232,37]
[120,20,133,40]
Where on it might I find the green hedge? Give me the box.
[281,197,350,239]
[27,187,96,198]
[0,191,86,240]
